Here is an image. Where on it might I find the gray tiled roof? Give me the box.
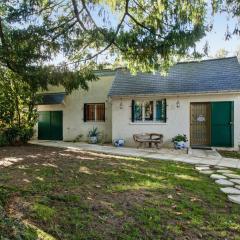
[109,57,240,97]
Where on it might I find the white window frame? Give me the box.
[85,103,105,122]
[133,99,166,123]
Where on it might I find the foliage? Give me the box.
[0,69,36,145]
[1,0,236,78]
[0,69,38,128]
[88,127,100,138]
[0,1,239,77]
[172,134,188,143]
[0,131,8,147]
[215,48,229,58]
[73,134,83,143]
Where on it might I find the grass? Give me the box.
[0,145,240,239]
[218,150,240,159]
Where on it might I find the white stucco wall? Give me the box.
[112,93,240,149]
[36,75,114,142]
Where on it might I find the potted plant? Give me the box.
[88,127,100,144]
[172,134,188,149]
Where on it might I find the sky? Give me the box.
[197,12,240,57]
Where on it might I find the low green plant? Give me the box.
[88,127,100,138]
[73,134,83,143]
[4,126,34,145]
[98,131,105,144]
[0,132,8,146]
[31,203,55,222]
[172,134,188,142]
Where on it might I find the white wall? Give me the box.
[112,94,240,149]
[36,75,114,142]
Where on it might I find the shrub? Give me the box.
[0,132,8,146]
[172,134,188,143]
[19,127,34,143]
[2,126,34,146]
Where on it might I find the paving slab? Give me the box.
[216,170,234,174]
[214,166,227,169]
[215,179,234,186]
[195,164,210,167]
[199,170,214,175]
[228,195,240,204]
[190,149,221,159]
[195,166,210,171]
[223,173,240,179]
[220,187,240,194]
[229,179,240,184]
[210,174,227,179]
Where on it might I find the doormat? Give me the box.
[191,146,212,150]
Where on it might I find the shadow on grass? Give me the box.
[0,144,240,239]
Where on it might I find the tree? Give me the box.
[215,48,229,58]
[0,0,208,77]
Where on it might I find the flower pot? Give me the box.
[113,139,125,147]
[174,141,187,149]
[89,136,98,144]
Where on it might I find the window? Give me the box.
[134,101,143,121]
[132,99,166,122]
[144,101,153,121]
[84,103,105,122]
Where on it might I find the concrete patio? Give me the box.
[29,140,240,169]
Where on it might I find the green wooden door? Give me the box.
[211,102,233,147]
[50,111,63,140]
[38,111,63,140]
[38,111,51,140]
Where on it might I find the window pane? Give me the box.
[134,101,142,121]
[86,104,95,121]
[156,99,166,122]
[144,101,153,121]
[96,103,105,121]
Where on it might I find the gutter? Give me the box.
[109,90,240,99]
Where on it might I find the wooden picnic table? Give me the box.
[133,133,163,149]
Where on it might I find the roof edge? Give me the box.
[109,89,240,98]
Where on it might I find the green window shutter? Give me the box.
[131,100,135,122]
[156,99,166,122]
[163,99,167,122]
[83,104,87,122]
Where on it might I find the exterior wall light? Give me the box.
[120,99,123,109]
[176,99,180,108]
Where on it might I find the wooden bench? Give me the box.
[133,133,163,149]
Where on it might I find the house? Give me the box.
[36,57,240,149]
[36,69,115,143]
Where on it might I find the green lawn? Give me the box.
[0,145,240,239]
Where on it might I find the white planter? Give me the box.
[89,136,98,144]
[174,141,187,149]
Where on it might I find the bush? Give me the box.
[19,127,34,143]
[172,134,188,143]
[0,132,8,147]
[1,126,34,146]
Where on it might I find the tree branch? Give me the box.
[76,0,129,62]
[71,0,87,30]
